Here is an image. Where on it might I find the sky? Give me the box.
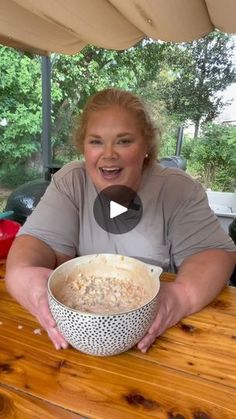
[219,84,236,122]
[217,35,236,123]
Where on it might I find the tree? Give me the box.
[147,32,236,137]
[0,47,42,177]
[183,123,236,191]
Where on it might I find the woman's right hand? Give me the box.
[6,266,68,350]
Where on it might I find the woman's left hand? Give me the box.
[137,281,190,353]
[137,249,235,353]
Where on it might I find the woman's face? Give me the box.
[84,106,148,192]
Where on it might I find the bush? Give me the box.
[185,123,236,191]
[0,165,41,189]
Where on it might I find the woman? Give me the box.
[5,88,236,353]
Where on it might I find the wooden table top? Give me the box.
[0,262,236,418]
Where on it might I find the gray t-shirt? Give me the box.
[19,161,235,271]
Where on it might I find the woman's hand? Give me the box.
[137,281,190,353]
[137,249,235,353]
[6,266,68,350]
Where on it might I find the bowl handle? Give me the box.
[145,263,163,278]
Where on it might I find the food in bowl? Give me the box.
[48,254,162,356]
[55,269,152,314]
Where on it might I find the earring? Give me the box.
[145,153,148,158]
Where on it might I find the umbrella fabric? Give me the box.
[0,0,236,55]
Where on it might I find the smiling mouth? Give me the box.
[99,167,123,179]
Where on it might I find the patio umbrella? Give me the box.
[1,0,236,55]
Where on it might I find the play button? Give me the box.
[93,185,143,234]
[110,201,128,219]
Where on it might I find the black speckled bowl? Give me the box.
[48,254,162,357]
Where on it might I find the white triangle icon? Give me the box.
[110,201,128,219]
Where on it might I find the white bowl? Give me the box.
[48,254,162,356]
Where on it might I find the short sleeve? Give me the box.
[18,174,79,256]
[167,179,236,268]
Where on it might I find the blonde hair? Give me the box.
[74,88,160,165]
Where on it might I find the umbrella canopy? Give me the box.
[1,0,236,55]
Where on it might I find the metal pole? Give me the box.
[41,56,52,180]
[175,126,184,156]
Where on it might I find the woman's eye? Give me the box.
[117,138,132,145]
[89,139,102,145]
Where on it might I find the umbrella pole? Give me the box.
[41,55,52,180]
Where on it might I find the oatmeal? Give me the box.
[56,270,150,314]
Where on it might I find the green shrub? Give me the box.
[0,165,41,188]
[186,123,236,191]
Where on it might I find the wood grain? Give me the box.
[0,262,5,279]
[0,384,84,418]
[0,269,236,418]
[0,331,235,418]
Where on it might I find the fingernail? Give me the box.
[54,344,60,350]
[61,342,68,350]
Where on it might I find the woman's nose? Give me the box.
[103,144,118,159]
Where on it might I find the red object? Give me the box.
[0,219,21,259]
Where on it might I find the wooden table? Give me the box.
[0,262,236,418]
